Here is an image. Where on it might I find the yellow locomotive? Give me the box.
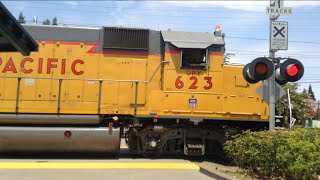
[0,25,268,156]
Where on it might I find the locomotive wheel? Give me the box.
[126,129,138,153]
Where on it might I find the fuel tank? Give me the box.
[0,126,120,154]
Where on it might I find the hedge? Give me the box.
[224,128,320,180]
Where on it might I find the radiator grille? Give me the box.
[103,27,149,50]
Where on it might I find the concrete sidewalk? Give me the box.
[198,161,245,180]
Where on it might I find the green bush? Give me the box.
[224,128,320,180]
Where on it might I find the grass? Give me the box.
[217,169,249,179]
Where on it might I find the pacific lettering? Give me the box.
[71,60,84,75]
[0,57,85,75]
[38,58,43,74]
[2,57,17,73]
[47,58,58,74]
[61,59,66,75]
[21,57,34,74]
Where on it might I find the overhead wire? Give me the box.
[225,36,320,45]
[5,4,320,21]
[20,19,320,46]
[6,1,320,14]
[7,3,320,36]
[10,2,320,72]
[227,50,320,56]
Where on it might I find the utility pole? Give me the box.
[268,16,277,131]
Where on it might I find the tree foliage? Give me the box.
[42,19,50,25]
[224,128,320,180]
[52,17,58,25]
[309,84,316,100]
[18,12,26,24]
[276,83,316,121]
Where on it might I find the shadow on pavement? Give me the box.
[0,151,233,166]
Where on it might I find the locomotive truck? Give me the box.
[0,24,269,156]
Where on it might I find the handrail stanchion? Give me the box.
[134,81,139,116]
[98,80,103,114]
[57,79,62,114]
[15,77,21,113]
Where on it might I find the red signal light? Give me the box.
[275,58,304,85]
[286,64,298,77]
[255,62,268,75]
[243,57,273,84]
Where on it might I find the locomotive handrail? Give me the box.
[0,75,147,83]
[147,61,169,83]
[0,60,168,116]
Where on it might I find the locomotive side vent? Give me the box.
[103,27,149,51]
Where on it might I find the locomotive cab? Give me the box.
[181,48,207,69]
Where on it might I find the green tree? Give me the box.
[52,17,58,25]
[42,19,50,25]
[302,88,307,94]
[276,83,316,122]
[308,84,316,100]
[18,12,26,24]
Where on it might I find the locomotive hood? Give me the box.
[161,30,224,49]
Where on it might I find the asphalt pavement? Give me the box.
[0,140,213,180]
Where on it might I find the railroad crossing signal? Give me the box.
[266,0,295,130]
[242,58,304,85]
[242,57,274,84]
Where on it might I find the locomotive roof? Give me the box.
[22,24,224,49]
[161,30,224,49]
[22,24,101,43]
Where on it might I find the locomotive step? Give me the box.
[185,144,205,156]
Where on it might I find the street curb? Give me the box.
[199,166,239,180]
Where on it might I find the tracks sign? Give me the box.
[266,0,293,16]
[271,21,288,51]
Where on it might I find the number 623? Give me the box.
[175,76,212,90]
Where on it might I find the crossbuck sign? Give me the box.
[271,21,288,50]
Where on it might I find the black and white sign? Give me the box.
[266,0,292,16]
[267,7,292,16]
[270,0,284,8]
[271,21,288,50]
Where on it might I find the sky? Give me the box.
[2,0,320,99]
